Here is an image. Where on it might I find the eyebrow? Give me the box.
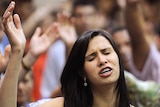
[85,52,96,60]
[101,48,112,52]
[85,47,112,58]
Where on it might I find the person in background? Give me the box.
[110,26,132,72]
[110,25,160,107]
[124,0,160,84]
[71,0,100,36]
[17,70,33,107]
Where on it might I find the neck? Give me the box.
[92,84,118,107]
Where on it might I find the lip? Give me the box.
[98,66,113,77]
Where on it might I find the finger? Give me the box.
[57,13,63,24]
[43,23,56,35]
[3,14,14,31]
[57,12,70,25]
[44,22,59,43]
[32,27,42,38]
[48,22,59,41]
[3,13,16,36]
[3,1,15,20]
[13,14,22,30]
[4,45,11,58]
[2,11,12,27]
[62,11,71,24]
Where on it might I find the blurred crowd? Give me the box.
[0,0,160,107]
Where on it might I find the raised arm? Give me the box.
[0,1,26,107]
[125,0,151,70]
[23,5,53,39]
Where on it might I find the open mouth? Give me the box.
[100,67,112,74]
[99,67,113,77]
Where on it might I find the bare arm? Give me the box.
[23,3,62,39]
[0,2,26,107]
[125,0,151,70]
[23,5,52,39]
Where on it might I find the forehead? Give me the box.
[88,35,113,49]
[113,30,130,41]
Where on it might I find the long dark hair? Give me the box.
[61,29,130,107]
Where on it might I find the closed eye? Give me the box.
[101,48,111,55]
[85,53,96,61]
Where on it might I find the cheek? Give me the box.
[84,62,99,85]
[114,57,120,77]
[84,61,97,76]
[111,54,120,71]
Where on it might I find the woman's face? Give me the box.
[84,35,120,87]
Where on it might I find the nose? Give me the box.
[97,54,107,67]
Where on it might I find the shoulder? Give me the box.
[38,97,64,107]
[130,104,135,107]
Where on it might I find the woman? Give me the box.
[38,29,131,107]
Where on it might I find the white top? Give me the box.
[129,43,160,84]
[40,39,66,98]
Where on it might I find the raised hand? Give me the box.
[57,11,77,45]
[20,22,59,72]
[3,1,26,53]
[0,1,26,107]
[28,22,59,58]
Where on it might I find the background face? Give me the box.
[17,72,33,105]
[73,5,97,36]
[112,30,132,71]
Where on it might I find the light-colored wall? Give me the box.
[33,0,66,7]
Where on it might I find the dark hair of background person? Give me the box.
[61,29,130,107]
[109,25,127,35]
[71,0,98,16]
